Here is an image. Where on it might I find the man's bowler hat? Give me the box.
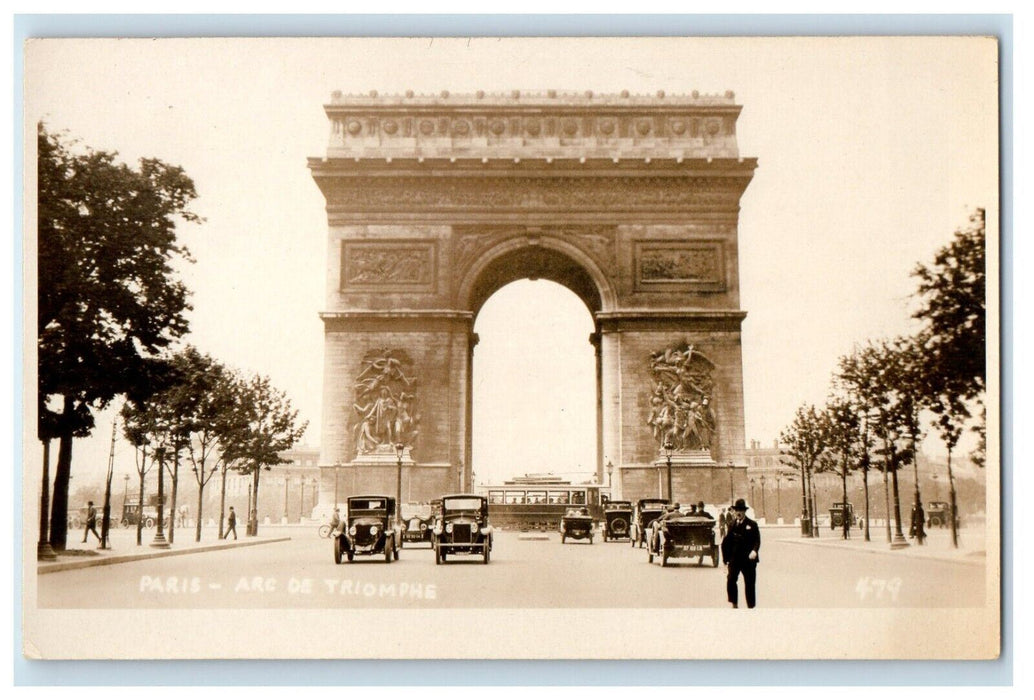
[732,498,748,512]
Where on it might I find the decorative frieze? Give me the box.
[340,240,437,292]
[634,240,725,292]
[646,343,717,453]
[323,176,748,215]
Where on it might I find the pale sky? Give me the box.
[22,37,998,488]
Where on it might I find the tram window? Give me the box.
[570,491,586,505]
[505,491,526,505]
[526,490,547,504]
[488,491,505,505]
[549,491,570,505]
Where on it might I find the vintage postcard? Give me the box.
[21,36,1000,660]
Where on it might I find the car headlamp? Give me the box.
[348,526,356,536]
[480,526,491,535]
[445,523,454,534]
[370,525,379,536]
[433,523,443,535]
[420,523,427,531]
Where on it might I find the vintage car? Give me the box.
[560,507,595,544]
[647,511,719,567]
[400,502,435,547]
[333,495,400,564]
[434,494,492,564]
[630,498,670,548]
[927,501,960,528]
[602,500,633,541]
[120,503,166,528]
[828,502,855,530]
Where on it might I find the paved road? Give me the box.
[37,526,985,609]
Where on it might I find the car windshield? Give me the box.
[401,504,432,519]
[349,498,387,511]
[443,497,483,512]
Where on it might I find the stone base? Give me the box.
[652,450,717,468]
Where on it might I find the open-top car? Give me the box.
[647,510,719,567]
[400,502,435,547]
[630,498,670,548]
[602,500,633,541]
[434,494,492,564]
[560,507,595,544]
[333,495,400,564]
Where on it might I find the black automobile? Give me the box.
[927,501,960,529]
[333,495,400,564]
[560,507,594,544]
[602,500,633,541]
[630,498,669,548]
[829,502,855,530]
[400,502,435,547]
[434,494,492,564]
[647,510,719,567]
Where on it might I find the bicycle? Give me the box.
[318,524,332,539]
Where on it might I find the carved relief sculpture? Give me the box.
[646,343,717,452]
[351,349,420,455]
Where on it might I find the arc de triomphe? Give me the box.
[310,90,755,507]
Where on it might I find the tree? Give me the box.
[911,208,986,401]
[225,374,309,537]
[38,124,200,549]
[780,404,826,537]
[820,395,861,540]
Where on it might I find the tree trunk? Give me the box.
[808,465,819,538]
[947,446,959,548]
[882,456,892,543]
[195,483,205,543]
[218,466,227,539]
[251,468,262,536]
[841,456,849,540]
[799,463,809,536]
[862,465,871,542]
[39,439,51,551]
[48,429,74,550]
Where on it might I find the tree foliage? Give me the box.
[911,208,986,400]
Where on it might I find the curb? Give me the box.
[779,536,986,567]
[38,537,292,574]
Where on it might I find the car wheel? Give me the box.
[121,519,130,528]
[384,543,393,563]
[394,542,400,561]
[661,550,669,567]
[483,544,490,565]
[588,535,593,544]
[333,537,343,565]
[346,550,354,562]
[712,552,719,568]
[441,550,447,562]
[561,534,566,544]
[145,517,155,528]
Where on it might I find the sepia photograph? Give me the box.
[20,34,1001,661]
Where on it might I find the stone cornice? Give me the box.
[320,310,474,333]
[597,309,747,332]
[320,90,747,161]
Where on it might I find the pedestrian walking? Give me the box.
[911,502,926,545]
[223,506,237,540]
[721,498,761,609]
[82,501,101,544]
[718,508,728,538]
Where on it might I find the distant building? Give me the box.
[222,445,322,523]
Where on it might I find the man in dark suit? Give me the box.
[721,498,761,608]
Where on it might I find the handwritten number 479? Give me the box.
[855,577,902,601]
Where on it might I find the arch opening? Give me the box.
[472,280,597,490]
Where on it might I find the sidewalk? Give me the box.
[769,525,988,566]
[37,528,292,574]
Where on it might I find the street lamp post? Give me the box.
[150,448,170,549]
[122,474,130,510]
[759,474,767,521]
[606,460,614,496]
[775,472,784,522]
[663,441,674,502]
[727,461,734,503]
[749,478,755,512]
[395,443,405,526]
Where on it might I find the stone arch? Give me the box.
[457,234,617,318]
